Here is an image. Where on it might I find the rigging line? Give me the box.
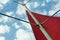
[13,1,26,6]
[25,0,30,4]
[0,13,37,26]
[14,1,60,25]
[14,1,52,39]
[14,1,60,24]
[41,10,60,24]
[24,4,52,40]
[14,0,30,5]
[13,1,22,5]
[13,1,21,4]
[13,1,25,5]
[13,1,36,25]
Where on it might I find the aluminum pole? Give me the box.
[23,4,52,40]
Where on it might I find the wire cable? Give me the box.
[41,10,60,24]
[0,13,37,26]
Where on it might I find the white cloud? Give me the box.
[53,0,60,2]
[0,12,13,23]
[20,20,32,30]
[19,0,30,4]
[48,1,60,17]
[16,4,26,15]
[13,22,21,29]
[53,2,60,11]
[0,0,9,10]
[41,1,45,6]
[0,36,5,40]
[24,0,29,3]
[0,4,4,10]
[55,12,60,17]
[46,0,51,2]
[53,0,57,2]
[0,25,10,34]
[49,10,56,16]
[42,10,47,15]
[0,0,9,5]
[49,10,60,17]
[33,2,40,8]
[16,0,31,15]
[14,39,16,40]
[6,12,12,16]
[0,16,8,22]
[16,29,36,40]
[26,2,31,9]
[37,10,47,15]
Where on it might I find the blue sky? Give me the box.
[0,0,60,40]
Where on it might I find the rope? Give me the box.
[41,10,60,24]
[0,13,37,26]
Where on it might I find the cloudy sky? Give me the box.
[0,0,60,40]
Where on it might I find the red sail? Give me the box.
[26,10,60,40]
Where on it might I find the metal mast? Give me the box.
[14,1,60,40]
[22,4,52,40]
[15,0,53,39]
[0,0,60,40]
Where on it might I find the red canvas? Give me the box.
[26,10,60,40]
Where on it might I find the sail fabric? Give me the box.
[26,10,60,40]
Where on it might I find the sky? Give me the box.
[0,0,60,40]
